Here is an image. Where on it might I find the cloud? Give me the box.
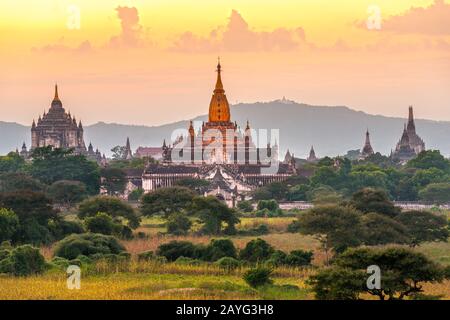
[32,39,92,53]
[358,0,450,35]
[171,10,306,52]
[108,6,144,48]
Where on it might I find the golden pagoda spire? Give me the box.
[208,58,230,122]
[54,83,59,100]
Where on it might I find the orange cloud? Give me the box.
[172,10,306,52]
[367,0,450,35]
[109,6,145,48]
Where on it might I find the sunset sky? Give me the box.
[0,0,449,126]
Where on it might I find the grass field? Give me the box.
[1,214,449,300]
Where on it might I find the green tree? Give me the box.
[297,205,364,262]
[30,146,100,194]
[239,238,275,263]
[166,212,192,235]
[349,188,400,217]
[140,186,196,217]
[237,200,254,213]
[407,150,450,171]
[100,167,127,195]
[253,182,289,200]
[419,183,450,204]
[0,209,19,242]
[48,180,87,208]
[0,173,44,193]
[395,211,449,246]
[78,196,140,229]
[189,196,239,235]
[361,212,410,246]
[309,247,448,300]
[0,152,26,173]
[85,212,116,235]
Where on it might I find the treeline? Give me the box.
[254,150,450,204]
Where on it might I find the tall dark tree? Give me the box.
[349,188,400,218]
[30,146,100,194]
[140,186,196,217]
[48,180,88,208]
[0,172,44,193]
[78,196,140,229]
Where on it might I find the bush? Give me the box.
[137,250,155,261]
[239,238,275,263]
[0,245,46,276]
[285,250,313,267]
[156,241,202,262]
[243,267,273,288]
[237,201,254,213]
[48,220,85,241]
[286,220,301,233]
[215,257,241,271]
[85,212,115,235]
[251,224,269,235]
[266,250,288,267]
[53,233,126,260]
[0,208,19,242]
[166,212,192,235]
[203,239,237,261]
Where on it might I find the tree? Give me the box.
[243,267,273,288]
[78,196,140,229]
[237,200,254,213]
[0,152,26,173]
[297,205,364,262]
[239,238,275,263]
[85,212,116,235]
[203,239,237,261]
[166,212,192,235]
[0,245,47,276]
[407,150,450,172]
[349,188,400,218]
[0,191,57,226]
[156,241,201,261]
[100,167,127,195]
[0,209,19,242]
[419,183,450,204]
[309,247,448,300]
[0,173,44,193]
[306,186,342,205]
[395,211,449,247]
[253,182,289,200]
[140,187,196,217]
[48,180,88,208]
[361,212,410,246]
[189,196,239,235]
[30,146,100,194]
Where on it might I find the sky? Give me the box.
[0,0,449,126]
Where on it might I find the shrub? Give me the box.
[166,212,192,235]
[215,257,241,271]
[239,238,275,263]
[48,220,85,241]
[286,220,301,233]
[53,233,126,260]
[266,250,288,267]
[85,212,115,235]
[137,250,155,261]
[251,224,269,235]
[237,201,254,213]
[243,267,273,288]
[156,241,202,262]
[0,208,19,242]
[285,250,313,267]
[0,245,46,276]
[203,239,237,261]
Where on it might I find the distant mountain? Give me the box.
[2,100,450,157]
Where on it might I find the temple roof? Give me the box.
[208,59,231,123]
